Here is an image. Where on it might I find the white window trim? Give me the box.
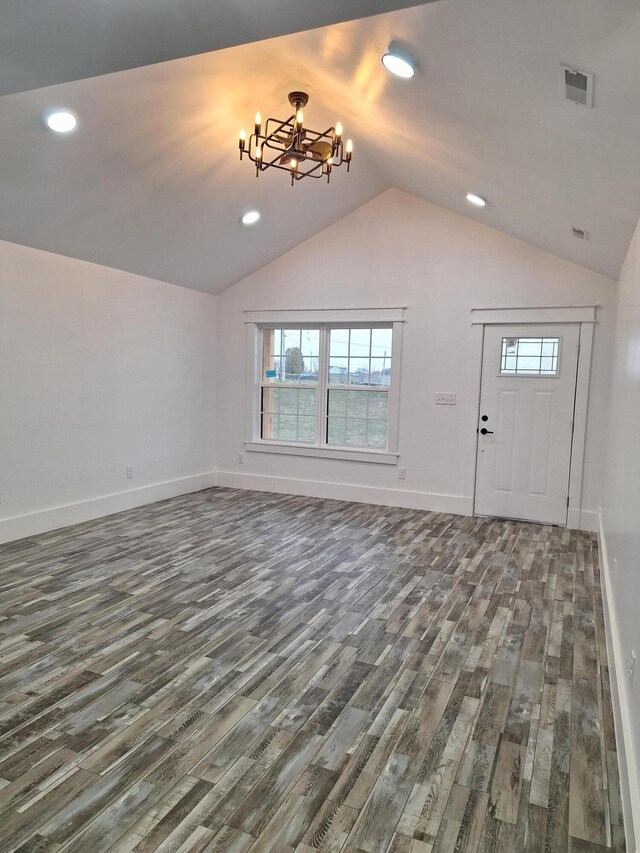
[244,308,405,464]
[471,305,597,325]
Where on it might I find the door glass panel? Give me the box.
[500,337,559,375]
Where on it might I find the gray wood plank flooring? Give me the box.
[0,488,626,852]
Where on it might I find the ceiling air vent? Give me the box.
[571,226,588,240]
[561,66,594,107]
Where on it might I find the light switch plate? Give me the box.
[436,393,456,405]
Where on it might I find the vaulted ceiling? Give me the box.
[0,0,431,96]
[1,0,639,293]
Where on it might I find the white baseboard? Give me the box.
[217,470,473,516]
[0,471,218,544]
[568,507,599,532]
[598,512,639,853]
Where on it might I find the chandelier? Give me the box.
[238,91,353,186]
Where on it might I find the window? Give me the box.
[500,336,559,376]
[327,327,392,449]
[247,309,403,463]
[261,329,319,444]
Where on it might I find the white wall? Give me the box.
[217,189,616,523]
[0,240,217,542]
[601,217,640,847]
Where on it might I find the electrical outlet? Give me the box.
[126,466,134,480]
[630,650,637,689]
[238,453,245,465]
[436,393,456,405]
[398,467,407,480]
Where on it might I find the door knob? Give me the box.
[480,428,494,435]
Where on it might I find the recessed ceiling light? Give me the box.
[381,51,415,79]
[45,110,77,133]
[241,210,261,226]
[466,192,486,208]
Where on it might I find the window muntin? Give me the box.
[260,325,393,450]
[263,328,320,382]
[327,389,388,449]
[500,336,559,376]
[329,327,392,386]
[261,387,317,443]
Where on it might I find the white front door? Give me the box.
[474,324,580,526]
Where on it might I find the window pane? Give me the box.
[261,411,277,439]
[328,389,347,416]
[345,418,368,446]
[282,329,301,351]
[297,417,316,443]
[277,415,298,441]
[367,421,388,449]
[329,329,349,358]
[326,389,389,450]
[261,386,276,413]
[349,358,370,385]
[368,358,390,386]
[274,387,298,414]
[367,391,388,419]
[328,363,349,385]
[297,388,316,415]
[301,330,320,358]
[261,387,317,443]
[500,337,559,375]
[371,327,393,357]
[262,327,321,383]
[265,328,280,356]
[349,328,371,357]
[346,390,369,417]
[327,417,346,445]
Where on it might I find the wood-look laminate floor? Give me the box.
[0,488,625,853]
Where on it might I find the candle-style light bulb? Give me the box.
[345,138,353,157]
[335,122,343,143]
[255,144,262,161]
[290,158,297,171]
[239,128,246,152]
[326,155,333,183]
[295,110,304,130]
[254,111,262,136]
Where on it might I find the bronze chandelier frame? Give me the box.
[239,92,352,186]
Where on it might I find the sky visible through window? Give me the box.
[268,327,392,386]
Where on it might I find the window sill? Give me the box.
[244,441,399,465]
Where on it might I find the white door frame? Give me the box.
[470,306,597,530]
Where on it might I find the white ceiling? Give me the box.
[1,0,639,293]
[0,0,430,95]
